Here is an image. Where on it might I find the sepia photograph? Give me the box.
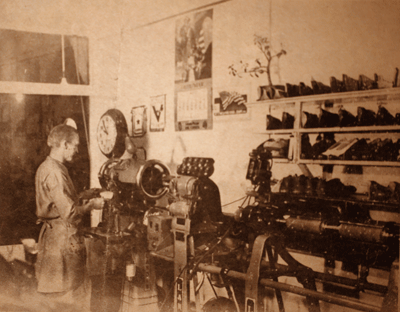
[0,0,399,311]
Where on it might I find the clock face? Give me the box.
[97,109,128,158]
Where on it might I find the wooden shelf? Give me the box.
[298,125,400,133]
[298,159,400,167]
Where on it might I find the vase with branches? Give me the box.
[229,35,287,99]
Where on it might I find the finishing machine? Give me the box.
[85,141,399,312]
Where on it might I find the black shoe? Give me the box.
[299,82,314,96]
[286,83,300,97]
[357,107,376,126]
[292,175,307,194]
[302,111,319,128]
[330,76,345,92]
[280,176,294,193]
[282,112,295,129]
[312,79,332,94]
[376,138,395,161]
[266,115,282,130]
[359,74,377,90]
[343,74,359,92]
[376,106,395,126]
[338,108,357,127]
[319,108,340,128]
[370,181,392,201]
[300,134,313,159]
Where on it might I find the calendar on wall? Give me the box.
[174,79,212,131]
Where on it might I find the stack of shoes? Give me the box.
[311,78,331,94]
[319,108,340,128]
[370,181,394,201]
[316,178,356,198]
[338,108,357,127]
[376,106,395,126]
[357,107,376,126]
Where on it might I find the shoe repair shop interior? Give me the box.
[0,1,399,312]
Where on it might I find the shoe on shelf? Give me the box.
[330,76,345,93]
[375,73,393,89]
[338,108,357,127]
[319,108,340,128]
[388,181,400,202]
[300,134,313,159]
[376,138,396,161]
[359,74,377,90]
[311,78,332,94]
[376,106,395,126]
[299,82,314,96]
[282,112,295,129]
[357,107,376,126]
[266,115,282,130]
[286,83,300,97]
[302,111,319,128]
[343,74,359,92]
[280,175,294,193]
[361,138,381,161]
[369,181,392,201]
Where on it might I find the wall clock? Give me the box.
[97,109,128,158]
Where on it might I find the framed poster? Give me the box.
[131,105,147,137]
[150,95,166,132]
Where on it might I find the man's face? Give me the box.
[64,134,79,163]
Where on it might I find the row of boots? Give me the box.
[301,134,400,161]
[285,69,399,97]
[302,106,400,128]
[267,112,295,130]
[370,181,400,203]
[279,175,357,198]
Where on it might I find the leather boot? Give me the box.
[312,78,332,94]
[286,83,300,97]
[280,175,294,193]
[359,74,377,90]
[267,115,282,130]
[282,112,295,129]
[302,111,319,128]
[300,134,313,159]
[357,107,376,126]
[343,74,359,92]
[319,108,340,128]
[330,76,345,93]
[376,106,395,126]
[292,174,307,194]
[338,108,357,127]
[299,82,314,96]
[370,181,392,201]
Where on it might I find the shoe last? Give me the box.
[282,112,295,129]
[343,74,359,92]
[330,76,345,93]
[338,108,357,127]
[357,107,376,126]
[299,82,313,96]
[302,111,319,128]
[319,108,340,128]
[266,115,282,130]
[376,106,395,126]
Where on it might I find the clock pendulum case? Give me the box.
[97,109,128,158]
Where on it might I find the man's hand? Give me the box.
[89,197,105,210]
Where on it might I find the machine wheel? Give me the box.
[137,159,171,199]
[202,297,237,312]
